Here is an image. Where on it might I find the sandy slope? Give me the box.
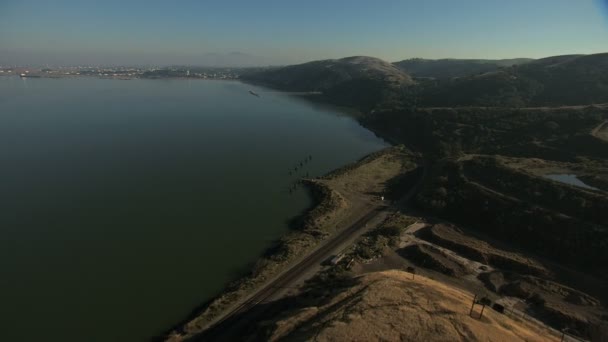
[269,270,558,341]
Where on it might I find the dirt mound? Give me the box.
[417,224,549,276]
[266,270,558,341]
[478,271,507,292]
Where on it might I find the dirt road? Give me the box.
[591,120,608,142]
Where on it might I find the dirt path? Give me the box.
[591,120,608,142]
[399,223,494,281]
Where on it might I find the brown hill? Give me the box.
[265,271,558,341]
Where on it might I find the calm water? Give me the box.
[544,174,599,191]
[0,77,387,341]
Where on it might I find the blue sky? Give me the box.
[1,0,607,66]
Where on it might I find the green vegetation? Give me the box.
[415,159,608,274]
[415,53,608,107]
[365,106,608,159]
[463,157,608,226]
[352,221,404,260]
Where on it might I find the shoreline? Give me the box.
[153,180,335,340]
[160,146,414,341]
[0,74,241,81]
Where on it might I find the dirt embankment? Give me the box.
[416,225,549,277]
[162,146,418,341]
[418,225,607,335]
[359,214,608,341]
[398,244,468,277]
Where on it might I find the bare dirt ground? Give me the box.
[267,270,561,342]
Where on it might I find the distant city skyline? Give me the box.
[1,0,608,66]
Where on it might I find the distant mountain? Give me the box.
[393,58,533,79]
[416,53,608,107]
[198,52,274,67]
[525,54,584,67]
[516,53,608,105]
[242,53,608,109]
[241,56,414,110]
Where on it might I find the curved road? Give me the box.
[591,120,608,142]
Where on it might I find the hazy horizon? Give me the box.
[1,0,608,66]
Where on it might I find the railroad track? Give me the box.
[196,206,387,341]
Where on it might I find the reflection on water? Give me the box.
[544,174,599,191]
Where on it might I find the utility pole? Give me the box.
[469,294,478,317]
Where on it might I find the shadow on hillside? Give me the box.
[183,271,359,342]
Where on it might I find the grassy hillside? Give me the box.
[256,271,559,341]
[517,53,608,105]
[394,58,533,79]
[416,53,608,107]
[241,56,413,110]
[243,52,608,108]
[363,105,608,160]
[416,158,608,274]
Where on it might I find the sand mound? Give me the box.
[268,270,557,341]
